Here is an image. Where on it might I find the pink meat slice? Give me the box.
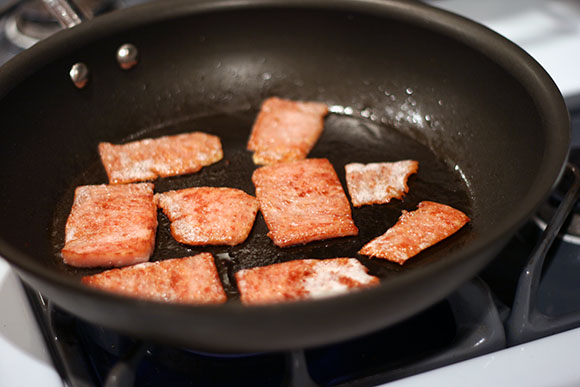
[61,183,157,268]
[247,97,328,165]
[235,258,379,305]
[345,160,419,207]
[252,158,358,247]
[155,187,259,246]
[82,253,227,304]
[359,201,470,264]
[99,132,223,184]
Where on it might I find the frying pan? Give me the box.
[0,0,569,352]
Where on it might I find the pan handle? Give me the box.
[40,0,92,28]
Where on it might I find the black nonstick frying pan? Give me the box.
[0,0,570,352]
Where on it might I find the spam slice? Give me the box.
[99,131,223,184]
[82,253,227,304]
[62,183,157,268]
[235,258,379,305]
[252,158,358,247]
[345,160,418,207]
[155,187,259,246]
[247,97,328,165]
[359,201,470,264]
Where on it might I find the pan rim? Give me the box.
[0,0,570,350]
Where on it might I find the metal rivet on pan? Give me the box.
[70,62,89,89]
[117,43,138,70]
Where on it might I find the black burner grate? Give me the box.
[23,275,505,387]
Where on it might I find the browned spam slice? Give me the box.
[235,258,379,305]
[99,132,223,184]
[252,158,358,247]
[359,201,470,264]
[62,183,157,268]
[82,253,227,304]
[345,160,419,207]
[155,187,259,246]
[247,97,328,165]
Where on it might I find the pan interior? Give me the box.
[49,108,473,299]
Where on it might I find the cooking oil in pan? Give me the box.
[50,108,473,290]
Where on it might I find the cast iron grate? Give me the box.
[23,276,503,386]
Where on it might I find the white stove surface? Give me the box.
[0,259,61,387]
[431,0,580,108]
[2,1,580,386]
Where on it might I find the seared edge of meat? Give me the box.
[82,253,227,304]
[62,183,157,268]
[99,132,223,184]
[155,187,259,246]
[247,97,328,165]
[359,201,470,264]
[252,158,358,247]
[345,160,418,207]
[235,258,378,305]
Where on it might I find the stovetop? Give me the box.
[2,1,580,386]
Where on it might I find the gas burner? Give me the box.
[3,0,116,49]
